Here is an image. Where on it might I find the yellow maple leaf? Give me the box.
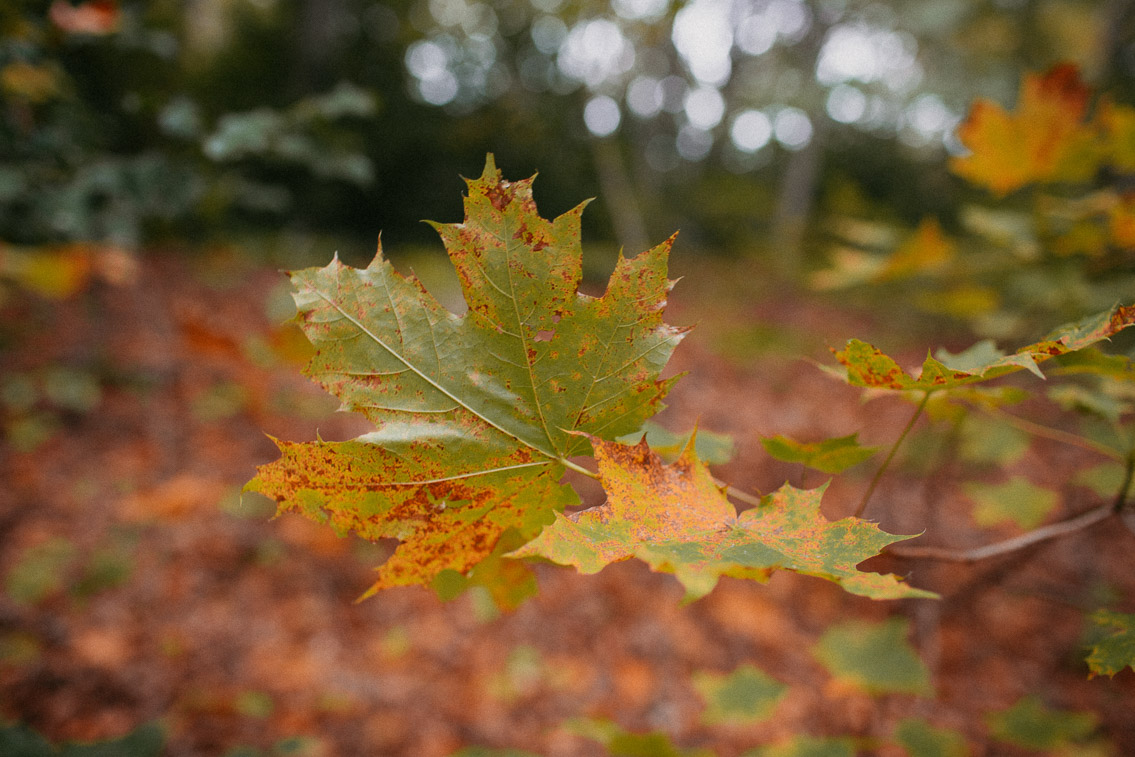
[951,64,1100,196]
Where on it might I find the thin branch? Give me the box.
[855,391,930,517]
[980,405,1125,462]
[1110,451,1135,514]
[887,504,1113,562]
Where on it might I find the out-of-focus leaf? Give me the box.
[567,719,714,757]
[893,718,969,757]
[834,304,1135,392]
[1100,102,1135,173]
[812,617,932,696]
[1084,610,1135,677]
[986,696,1097,750]
[958,416,1030,466]
[1048,384,1130,422]
[878,218,955,281]
[964,477,1059,530]
[760,433,879,474]
[4,538,77,605]
[618,421,736,465]
[693,664,787,726]
[0,245,93,299]
[0,720,164,757]
[742,736,857,757]
[448,749,543,757]
[1072,463,1127,498]
[951,64,1099,195]
[1054,348,1135,381]
[512,436,932,602]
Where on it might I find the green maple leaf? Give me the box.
[693,664,787,725]
[510,434,934,602]
[834,304,1135,392]
[247,156,685,603]
[1085,610,1135,677]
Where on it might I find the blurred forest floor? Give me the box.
[0,247,1133,756]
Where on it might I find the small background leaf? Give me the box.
[893,718,969,757]
[985,696,1098,750]
[1084,610,1135,677]
[812,617,932,696]
[742,736,857,757]
[692,664,787,726]
[964,477,1059,530]
[760,433,879,474]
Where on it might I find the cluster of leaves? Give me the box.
[818,64,1135,339]
[249,152,1135,685]
[247,156,935,611]
[449,618,1109,756]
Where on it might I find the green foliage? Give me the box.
[893,718,969,757]
[4,538,77,605]
[985,696,1098,751]
[964,477,1059,530]
[812,618,932,696]
[760,433,879,474]
[1084,610,1135,678]
[692,665,787,726]
[0,721,163,757]
[567,719,715,757]
[742,736,856,757]
[618,421,736,465]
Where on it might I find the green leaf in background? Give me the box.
[812,617,932,696]
[760,433,879,474]
[693,664,787,726]
[248,156,685,604]
[618,420,736,464]
[834,304,1135,392]
[1084,610,1135,677]
[964,477,1059,530]
[1073,463,1128,498]
[985,696,1097,750]
[512,437,933,602]
[742,735,856,757]
[1054,347,1135,381]
[0,721,164,757]
[567,719,714,757]
[448,749,543,757]
[893,718,969,757]
[4,538,77,605]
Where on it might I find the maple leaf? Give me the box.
[950,64,1099,196]
[1085,610,1135,678]
[247,156,685,602]
[834,304,1135,393]
[510,434,933,602]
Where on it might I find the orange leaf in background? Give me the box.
[1109,195,1135,249]
[50,0,120,36]
[1099,101,1135,173]
[951,64,1098,196]
[878,218,955,281]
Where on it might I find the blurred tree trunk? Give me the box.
[592,138,650,255]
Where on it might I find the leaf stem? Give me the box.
[886,503,1113,562]
[854,391,930,518]
[719,481,764,508]
[560,457,599,479]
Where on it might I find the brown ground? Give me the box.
[1,250,1132,756]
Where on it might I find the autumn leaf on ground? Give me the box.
[892,718,969,757]
[510,434,933,602]
[950,64,1099,196]
[247,156,685,604]
[985,696,1098,751]
[1085,610,1135,677]
[834,304,1135,392]
[693,664,787,726]
[812,617,932,696]
[743,736,856,757]
[567,719,715,757]
[760,433,879,474]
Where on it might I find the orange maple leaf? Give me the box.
[951,64,1099,196]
